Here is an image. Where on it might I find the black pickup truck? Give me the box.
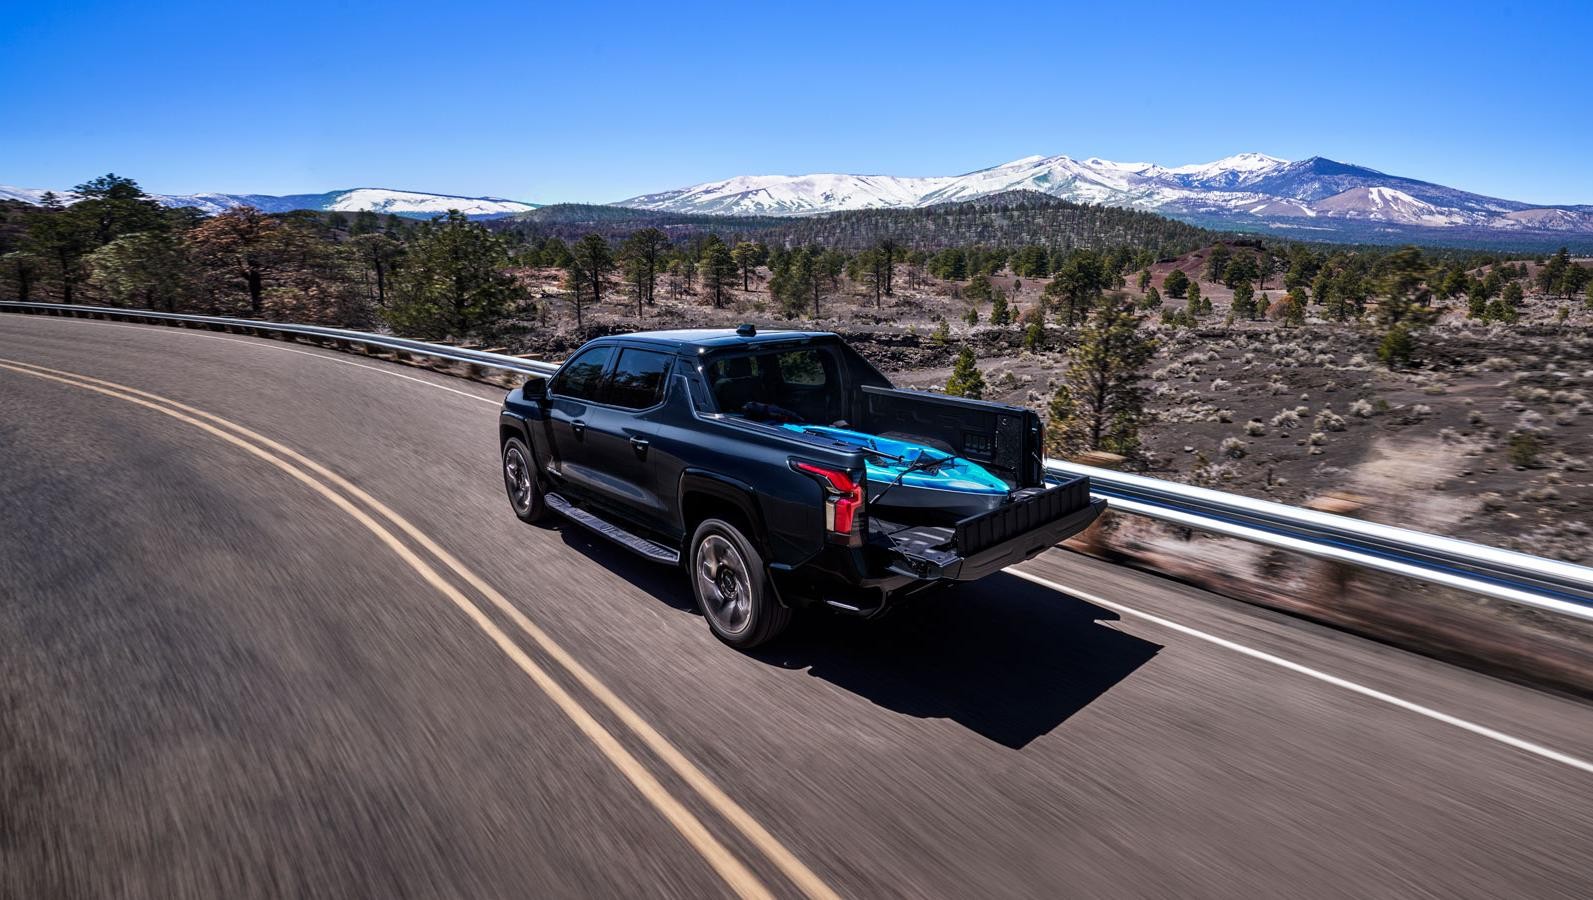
[498,326,1104,648]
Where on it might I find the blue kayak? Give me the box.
[780,424,1010,517]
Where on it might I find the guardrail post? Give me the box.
[1306,493,1367,598]
[1068,451,1125,557]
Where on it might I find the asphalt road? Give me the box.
[2,312,1590,900]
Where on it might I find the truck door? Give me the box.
[582,347,673,527]
[544,344,615,497]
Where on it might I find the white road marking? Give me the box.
[1,315,503,405]
[1009,567,1593,775]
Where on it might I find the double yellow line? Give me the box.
[0,357,839,900]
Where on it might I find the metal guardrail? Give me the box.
[0,300,561,378]
[1046,462,1593,622]
[7,300,1593,623]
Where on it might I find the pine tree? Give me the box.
[818,249,846,294]
[1538,247,1571,296]
[1221,253,1258,289]
[348,233,402,308]
[1045,295,1156,458]
[1023,321,1044,351]
[186,207,287,316]
[989,290,1010,326]
[945,346,985,399]
[697,236,736,309]
[69,173,164,246]
[1256,248,1277,290]
[731,241,761,292]
[1231,279,1255,320]
[774,246,821,316]
[619,228,668,313]
[877,238,899,296]
[1162,268,1189,299]
[1204,244,1231,283]
[965,273,993,302]
[571,233,614,307]
[1377,323,1417,368]
[1185,280,1203,320]
[1045,250,1108,325]
[385,211,521,339]
[86,230,191,311]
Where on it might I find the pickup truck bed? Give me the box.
[498,325,1104,648]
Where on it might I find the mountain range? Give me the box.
[6,153,1592,245]
[0,185,536,219]
[616,153,1593,243]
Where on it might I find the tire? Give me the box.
[501,437,548,524]
[688,518,792,649]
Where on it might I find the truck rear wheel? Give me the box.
[502,437,548,524]
[688,518,791,649]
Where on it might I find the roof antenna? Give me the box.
[736,323,757,337]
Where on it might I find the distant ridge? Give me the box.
[0,185,536,219]
[616,153,1593,243]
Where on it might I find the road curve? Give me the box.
[2,312,1590,899]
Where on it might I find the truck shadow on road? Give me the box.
[757,573,1163,748]
[557,528,1160,749]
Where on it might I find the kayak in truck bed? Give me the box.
[780,423,1011,518]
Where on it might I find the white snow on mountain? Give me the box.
[321,189,534,217]
[1166,152,1288,177]
[0,185,536,218]
[618,153,1295,217]
[1313,186,1466,226]
[619,172,958,217]
[1,185,73,205]
[615,152,1593,236]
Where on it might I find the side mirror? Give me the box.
[521,375,549,400]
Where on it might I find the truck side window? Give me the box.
[550,346,613,401]
[607,349,673,409]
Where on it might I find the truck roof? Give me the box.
[596,327,837,351]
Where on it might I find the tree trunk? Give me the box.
[245,268,263,315]
[58,251,73,304]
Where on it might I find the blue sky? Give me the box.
[3,0,1590,205]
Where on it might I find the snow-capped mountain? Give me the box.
[0,186,537,219]
[617,153,1593,238]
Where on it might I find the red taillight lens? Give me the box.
[792,461,864,544]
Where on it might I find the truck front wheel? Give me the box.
[688,518,792,649]
[502,437,548,524]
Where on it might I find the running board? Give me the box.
[544,492,681,565]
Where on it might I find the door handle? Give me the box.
[630,437,650,457]
[571,419,586,439]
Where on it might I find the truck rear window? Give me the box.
[706,347,840,422]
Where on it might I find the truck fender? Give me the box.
[499,410,548,486]
[677,469,768,555]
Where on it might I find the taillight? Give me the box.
[792,460,864,545]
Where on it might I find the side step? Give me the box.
[545,492,681,565]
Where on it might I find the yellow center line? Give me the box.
[0,358,780,900]
[0,355,844,900]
